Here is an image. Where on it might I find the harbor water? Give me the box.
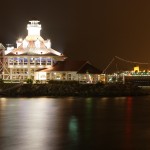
[0,96,150,150]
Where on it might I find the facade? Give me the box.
[0,43,5,75]
[38,59,102,83]
[0,20,102,83]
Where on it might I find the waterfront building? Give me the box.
[0,43,5,75]
[37,59,102,83]
[0,20,102,83]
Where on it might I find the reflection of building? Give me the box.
[0,20,101,83]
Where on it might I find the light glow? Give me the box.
[35,40,40,48]
[23,40,28,48]
[35,72,46,80]
[27,21,41,36]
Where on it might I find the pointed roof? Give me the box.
[77,62,102,74]
[49,60,87,72]
[36,59,102,74]
[5,20,63,57]
[0,43,5,50]
[5,52,17,56]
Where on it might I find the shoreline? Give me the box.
[0,82,148,97]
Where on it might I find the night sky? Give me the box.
[0,0,150,71]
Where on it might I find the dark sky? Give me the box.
[0,0,150,71]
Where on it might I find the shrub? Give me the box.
[26,79,33,84]
[0,79,4,84]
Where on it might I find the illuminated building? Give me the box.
[0,43,5,75]
[106,65,150,85]
[37,59,102,83]
[0,20,101,83]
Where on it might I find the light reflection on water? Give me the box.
[0,96,150,150]
[0,98,7,110]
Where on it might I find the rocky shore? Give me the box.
[0,81,147,97]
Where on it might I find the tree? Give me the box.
[26,79,33,84]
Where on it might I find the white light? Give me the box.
[35,40,40,48]
[50,49,62,56]
[23,40,28,48]
[27,21,41,36]
[45,39,51,48]
[28,27,41,35]
[19,38,23,41]
[35,72,46,80]
[5,46,14,54]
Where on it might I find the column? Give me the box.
[10,68,12,80]
[13,57,14,65]
[27,57,31,79]
[40,57,41,65]
[51,58,53,66]
[8,57,10,66]
[34,57,36,66]
[45,57,47,66]
[23,57,24,65]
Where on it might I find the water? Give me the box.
[0,96,150,150]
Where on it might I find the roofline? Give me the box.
[0,43,5,50]
[77,61,90,72]
[4,54,66,57]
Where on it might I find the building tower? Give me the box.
[3,20,65,81]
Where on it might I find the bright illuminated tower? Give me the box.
[27,20,41,36]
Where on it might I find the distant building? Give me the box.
[0,20,102,83]
[106,65,150,85]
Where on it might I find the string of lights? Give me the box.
[102,58,115,73]
[115,56,150,65]
[103,56,150,73]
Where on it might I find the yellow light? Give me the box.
[19,38,23,41]
[134,66,139,72]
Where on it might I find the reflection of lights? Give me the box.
[115,97,126,100]
[124,97,132,149]
[85,98,92,139]
[0,98,7,101]
[67,97,74,101]
[19,98,59,148]
[69,116,79,142]
[101,97,108,101]
[86,98,93,113]
[100,97,108,106]
[114,97,126,105]
[0,98,7,109]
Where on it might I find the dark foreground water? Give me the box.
[0,96,150,150]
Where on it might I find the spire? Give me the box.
[27,20,41,36]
